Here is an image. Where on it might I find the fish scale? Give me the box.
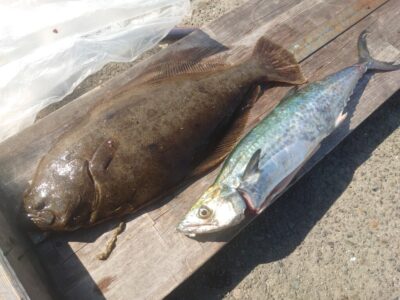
[178,30,400,236]
[218,66,364,201]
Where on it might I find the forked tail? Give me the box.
[358,30,400,71]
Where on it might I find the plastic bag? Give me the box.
[0,0,191,143]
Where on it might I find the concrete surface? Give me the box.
[54,1,399,298]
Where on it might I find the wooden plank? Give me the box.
[0,252,27,300]
[0,210,53,300]
[0,0,398,299]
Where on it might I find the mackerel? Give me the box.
[178,30,400,236]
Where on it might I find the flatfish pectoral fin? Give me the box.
[88,139,118,223]
[89,139,118,179]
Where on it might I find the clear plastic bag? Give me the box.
[0,0,190,143]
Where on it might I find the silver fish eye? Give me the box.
[197,205,212,219]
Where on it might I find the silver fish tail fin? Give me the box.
[358,30,400,71]
[251,36,306,84]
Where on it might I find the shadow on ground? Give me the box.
[167,92,400,300]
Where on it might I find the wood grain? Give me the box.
[0,210,53,300]
[0,0,398,299]
[0,251,26,300]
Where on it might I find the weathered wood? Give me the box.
[0,210,53,300]
[0,251,27,300]
[0,0,398,299]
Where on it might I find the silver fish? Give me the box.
[177,30,400,237]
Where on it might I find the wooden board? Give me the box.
[0,0,399,299]
[0,250,28,300]
[0,210,54,300]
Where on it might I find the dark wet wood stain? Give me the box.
[96,276,116,294]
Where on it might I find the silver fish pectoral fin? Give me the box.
[242,149,261,181]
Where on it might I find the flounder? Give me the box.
[23,35,305,231]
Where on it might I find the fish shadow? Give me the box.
[166,85,400,298]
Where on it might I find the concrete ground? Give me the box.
[167,1,400,299]
[54,1,399,298]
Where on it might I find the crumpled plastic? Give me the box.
[0,0,191,142]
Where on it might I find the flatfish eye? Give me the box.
[198,205,212,219]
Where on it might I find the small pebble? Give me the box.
[232,288,243,299]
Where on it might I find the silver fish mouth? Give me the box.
[177,221,219,237]
[27,210,55,226]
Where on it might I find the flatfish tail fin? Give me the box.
[251,36,306,84]
[358,30,400,71]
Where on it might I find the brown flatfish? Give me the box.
[23,35,305,231]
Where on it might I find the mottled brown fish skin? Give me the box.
[23,36,305,231]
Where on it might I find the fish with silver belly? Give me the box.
[23,34,305,231]
[177,31,400,237]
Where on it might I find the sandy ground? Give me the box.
[54,0,399,298]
